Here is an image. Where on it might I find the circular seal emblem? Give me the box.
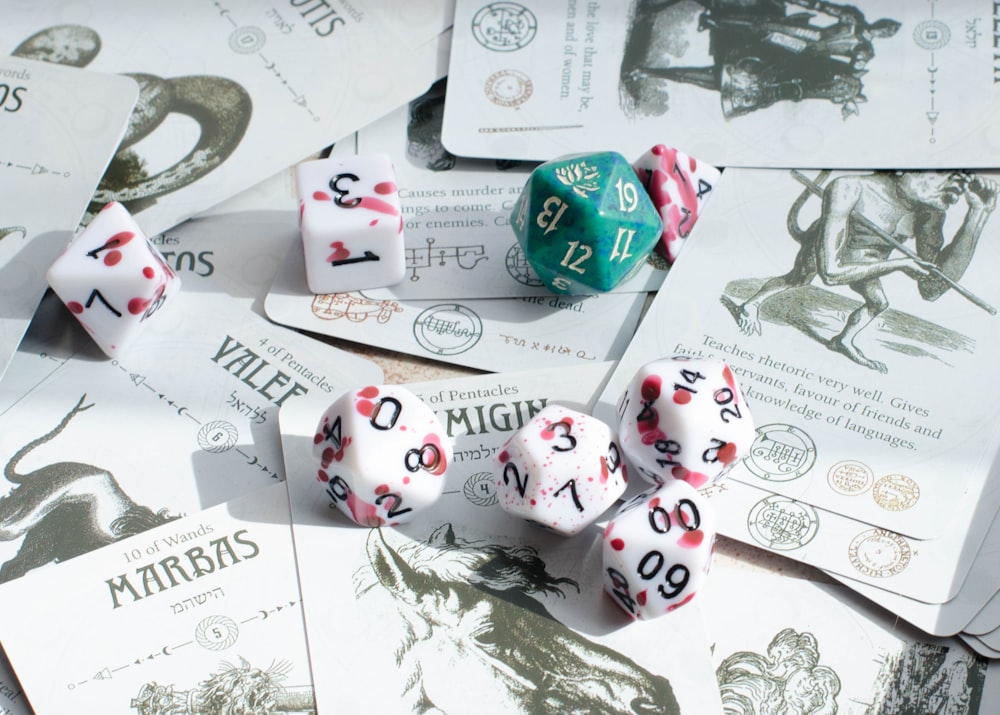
[747,495,819,551]
[872,473,920,511]
[485,69,533,107]
[464,472,499,506]
[827,459,873,496]
[197,420,239,453]
[413,304,483,355]
[913,20,950,50]
[744,424,817,482]
[505,243,544,286]
[228,26,266,54]
[848,528,911,578]
[195,615,239,650]
[471,2,538,51]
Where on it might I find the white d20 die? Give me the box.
[494,404,628,536]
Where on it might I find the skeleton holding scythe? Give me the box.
[732,170,999,373]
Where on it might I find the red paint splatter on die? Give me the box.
[359,196,399,216]
[498,450,509,463]
[680,530,704,548]
[317,470,329,482]
[374,484,390,496]
[374,181,397,195]
[142,266,155,279]
[313,191,331,201]
[67,301,84,314]
[422,433,449,475]
[369,219,378,226]
[610,538,625,551]
[667,592,696,611]
[128,297,150,315]
[640,375,662,402]
[358,386,380,398]
[637,591,648,606]
[327,241,350,262]
[105,251,123,266]
[723,365,736,391]
[718,442,738,464]
[680,468,709,489]
[672,389,692,405]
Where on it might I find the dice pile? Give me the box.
[493,356,754,621]
[46,141,742,621]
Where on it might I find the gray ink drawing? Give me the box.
[130,657,315,714]
[11,25,253,219]
[355,524,682,714]
[0,395,178,582]
[621,0,899,120]
[407,78,522,172]
[721,170,998,373]
[865,641,987,715]
[716,628,841,714]
[0,226,27,242]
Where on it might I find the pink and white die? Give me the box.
[493,404,628,536]
[632,144,721,264]
[313,385,451,527]
[617,356,755,488]
[46,201,180,357]
[602,479,716,619]
[296,153,406,294]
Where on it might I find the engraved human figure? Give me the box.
[732,171,998,373]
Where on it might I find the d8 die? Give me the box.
[313,385,451,527]
[493,404,628,536]
[509,151,662,294]
[603,479,715,620]
[632,144,721,264]
[296,153,406,294]
[47,201,180,358]
[617,357,755,488]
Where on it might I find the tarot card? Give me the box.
[703,566,1000,712]
[265,238,648,373]
[0,288,380,587]
[0,55,137,381]
[0,1,449,236]
[594,167,1000,541]
[0,483,316,713]
[356,80,667,300]
[443,0,1000,168]
[281,363,725,715]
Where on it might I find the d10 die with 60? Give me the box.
[296,153,406,294]
[603,479,716,620]
[313,385,451,527]
[509,151,662,294]
[617,357,755,488]
[493,404,628,536]
[47,201,180,358]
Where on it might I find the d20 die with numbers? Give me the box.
[47,201,180,358]
[296,153,406,294]
[509,151,662,294]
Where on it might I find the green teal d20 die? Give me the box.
[509,151,663,294]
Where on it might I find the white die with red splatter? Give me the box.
[296,153,406,294]
[632,144,721,264]
[46,201,180,358]
[617,357,755,488]
[602,480,715,620]
[312,385,451,527]
[493,404,628,536]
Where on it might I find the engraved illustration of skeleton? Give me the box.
[354,524,682,714]
[716,628,841,714]
[130,657,315,715]
[0,394,178,581]
[722,170,998,373]
[621,0,899,120]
